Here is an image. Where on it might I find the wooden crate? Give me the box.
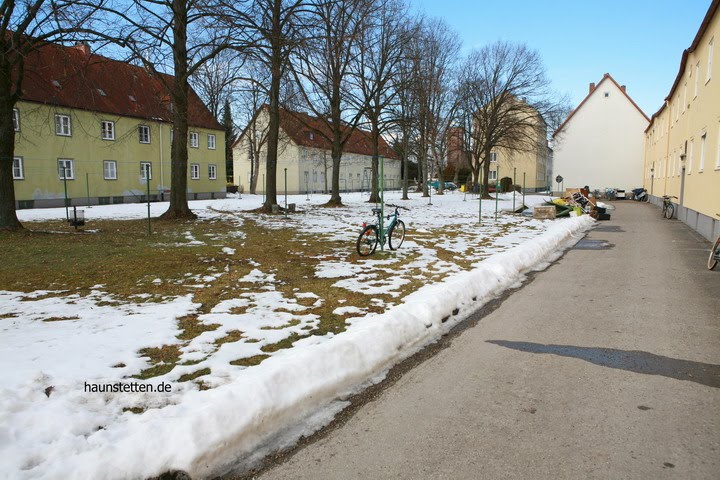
[533,205,557,219]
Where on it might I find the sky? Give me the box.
[413,0,713,118]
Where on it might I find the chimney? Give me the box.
[74,41,90,56]
[621,85,626,92]
[589,82,596,94]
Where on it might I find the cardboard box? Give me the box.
[533,205,557,219]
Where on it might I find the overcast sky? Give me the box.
[413,0,712,118]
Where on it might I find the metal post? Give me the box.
[522,172,526,210]
[62,169,69,220]
[284,168,288,218]
[380,156,385,251]
[145,164,151,236]
[478,184,482,224]
[495,165,500,222]
[428,160,433,205]
[86,172,90,207]
[512,167,516,212]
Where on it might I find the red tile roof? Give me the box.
[237,105,398,160]
[552,73,649,138]
[17,42,221,130]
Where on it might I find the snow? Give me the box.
[2,191,593,479]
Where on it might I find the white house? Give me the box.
[552,74,649,192]
[233,106,401,195]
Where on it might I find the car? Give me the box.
[428,180,458,191]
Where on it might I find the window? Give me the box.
[103,160,117,180]
[695,62,700,96]
[55,114,71,136]
[190,163,200,179]
[13,109,19,132]
[58,159,74,179]
[313,170,317,182]
[138,125,150,144]
[707,37,714,82]
[140,162,152,180]
[699,133,706,171]
[13,157,23,179]
[101,121,115,140]
[208,164,217,180]
[207,134,216,150]
[604,92,609,98]
[488,170,497,181]
[683,83,687,111]
[489,152,497,163]
[189,132,199,148]
[688,139,694,174]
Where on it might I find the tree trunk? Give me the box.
[0,98,21,230]
[327,140,342,206]
[401,133,409,200]
[161,0,195,220]
[368,122,380,203]
[482,155,492,199]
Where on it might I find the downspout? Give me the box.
[664,99,671,195]
[159,122,165,197]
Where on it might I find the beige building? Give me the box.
[552,74,649,193]
[234,107,401,195]
[643,0,720,241]
[490,106,551,192]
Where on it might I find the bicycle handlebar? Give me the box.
[385,203,409,210]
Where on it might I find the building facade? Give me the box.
[552,74,649,193]
[643,0,720,241]
[12,42,225,209]
[233,107,401,195]
[490,107,551,192]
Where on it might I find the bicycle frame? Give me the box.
[373,208,398,248]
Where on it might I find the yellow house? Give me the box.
[11,42,225,209]
[234,106,401,194]
[489,105,551,192]
[643,0,720,241]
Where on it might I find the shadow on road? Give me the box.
[487,340,720,389]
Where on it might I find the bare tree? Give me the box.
[457,41,567,197]
[0,0,110,230]
[290,0,373,206]
[191,48,244,119]
[109,0,231,220]
[354,0,408,203]
[212,0,310,211]
[407,18,460,198]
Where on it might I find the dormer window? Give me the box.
[52,80,61,88]
[97,88,107,96]
[128,95,137,102]
[308,132,314,140]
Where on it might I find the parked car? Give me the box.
[428,180,458,191]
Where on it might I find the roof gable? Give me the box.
[237,106,398,160]
[18,42,221,131]
[553,73,649,138]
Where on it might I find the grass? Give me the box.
[1,207,537,383]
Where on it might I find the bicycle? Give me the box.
[356,203,408,256]
[708,214,720,270]
[661,195,677,219]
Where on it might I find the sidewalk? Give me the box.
[253,201,720,480]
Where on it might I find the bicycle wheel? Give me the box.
[388,220,406,250]
[708,236,720,270]
[356,225,379,256]
[664,202,675,219]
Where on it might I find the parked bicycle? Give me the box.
[708,214,720,270]
[356,203,408,256]
[661,195,677,219]
[605,188,616,200]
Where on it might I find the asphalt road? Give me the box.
[255,201,720,480]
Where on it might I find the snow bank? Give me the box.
[0,215,591,479]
